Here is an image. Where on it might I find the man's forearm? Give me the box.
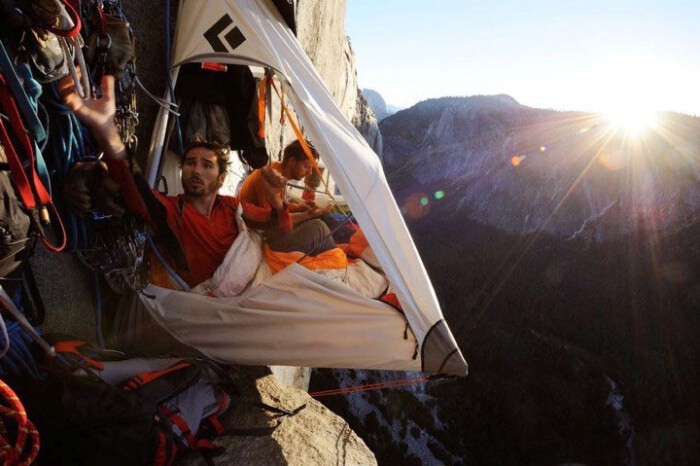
[101,129,127,161]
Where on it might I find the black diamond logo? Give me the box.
[204,14,246,53]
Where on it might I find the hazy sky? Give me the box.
[345,1,699,116]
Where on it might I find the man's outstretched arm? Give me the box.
[59,73,150,220]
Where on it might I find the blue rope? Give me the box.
[94,272,105,349]
[165,0,184,154]
[16,64,52,196]
[40,82,90,251]
[146,235,190,292]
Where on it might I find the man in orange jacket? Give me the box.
[238,139,335,252]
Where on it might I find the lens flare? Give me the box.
[598,148,627,171]
[404,192,430,219]
[605,107,658,137]
[511,155,524,167]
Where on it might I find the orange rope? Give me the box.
[268,78,334,200]
[279,85,286,125]
[0,379,40,465]
[309,375,431,398]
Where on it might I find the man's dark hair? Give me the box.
[282,139,319,166]
[180,140,230,176]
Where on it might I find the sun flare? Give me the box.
[604,106,659,137]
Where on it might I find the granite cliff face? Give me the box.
[184,367,376,466]
[296,0,381,154]
[382,95,700,241]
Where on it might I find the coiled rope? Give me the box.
[0,379,40,465]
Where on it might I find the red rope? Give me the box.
[0,380,40,465]
[309,375,431,398]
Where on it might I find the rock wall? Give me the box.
[184,367,376,465]
[277,0,382,155]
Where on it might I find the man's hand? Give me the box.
[63,160,125,216]
[260,165,286,210]
[307,204,333,218]
[58,72,125,158]
[287,198,315,213]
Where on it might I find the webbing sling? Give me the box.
[257,73,269,139]
[0,74,66,252]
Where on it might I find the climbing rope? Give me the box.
[0,380,40,465]
[309,374,440,398]
[41,82,91,252]
[165,0,184,154]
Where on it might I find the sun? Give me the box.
[604,106,659,137]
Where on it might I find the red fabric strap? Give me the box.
[53,341,105,370]
[257,74,268,139]
[0,73,67,252]
[124,362,192,390]
[0,75,52,209]
[162,407,196,449]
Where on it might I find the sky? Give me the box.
[345,0,700,116]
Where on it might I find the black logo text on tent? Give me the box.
[204,14,246,53]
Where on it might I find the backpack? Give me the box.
[122,359,235,464]
[25,355,235,466]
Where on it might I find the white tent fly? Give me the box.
[144,0,467,376]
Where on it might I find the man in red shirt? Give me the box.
[60,74,341,353]
[61,75,333,289]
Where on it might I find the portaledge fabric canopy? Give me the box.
[146,0,467,376]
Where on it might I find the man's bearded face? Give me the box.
[288,158,313,180]
[181,147,224,196]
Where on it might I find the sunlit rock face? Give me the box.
[382,95,700,240]
[296,0,381,154]
[352,89,383,157]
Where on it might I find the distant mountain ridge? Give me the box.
[362,88,404,121]
[381,94,700,241]
[371,94,700,464]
